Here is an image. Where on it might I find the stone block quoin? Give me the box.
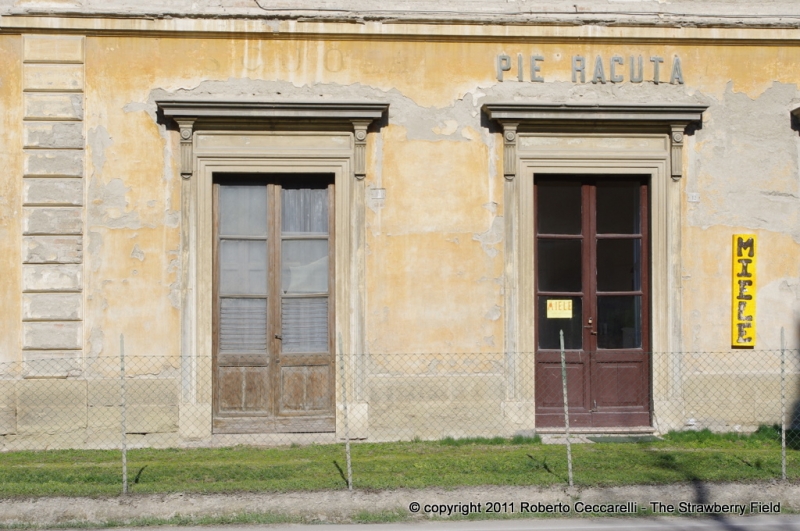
[21,35,85,360]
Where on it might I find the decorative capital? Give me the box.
[502,122,519,181]
[351,120,370,181]
[175,118,196,179]
[670,123,686,181]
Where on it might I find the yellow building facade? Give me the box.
[0,1,798,448]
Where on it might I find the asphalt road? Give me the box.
[98,516,800,531]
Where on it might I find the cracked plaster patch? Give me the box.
[473,216,503,257]
[484,305,502,321]
[130,244,145,262]
[690,82,800,242]
[88,125,145,230]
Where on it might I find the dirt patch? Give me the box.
[1,482,799,527]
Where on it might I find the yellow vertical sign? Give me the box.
[731,234,756,347]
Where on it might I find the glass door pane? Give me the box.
[538,296,583,349]
[218,182,268,353]
[281,240,329,294]
[536,178,584,351]
[280,181,331,355]
[597,295,642,348]
[596,239,641,292]
[282,187,328,234]
[596,181,640,234]
[537,181,582,234]
[537,239,582,292]
[595,179,645,350]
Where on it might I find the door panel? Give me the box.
[243,368,269,410]
[279,365,332,413]
[213,174,335,434]
[218,367,245,411]
[279,366,307,412]
[535,176,651,428]
[538,363,587,408]
[595,362,645,406]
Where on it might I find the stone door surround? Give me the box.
[157,100,387,438]
[482,103,706,426]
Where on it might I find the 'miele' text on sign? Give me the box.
[731,234,757,347]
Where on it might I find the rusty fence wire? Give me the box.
[0,345,798,490]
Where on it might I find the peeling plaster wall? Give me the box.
[366,124,503,354]
[0,35,22,365]
[81,36,517,359]
[83,39,182,367]
[684,82,800,351]
[80,36,800,359]
[0,18,799,444]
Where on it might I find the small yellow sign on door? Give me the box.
[546,299,573,319]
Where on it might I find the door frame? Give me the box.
[165,132,380,440]
[496,121,702,431]
[159,100,387,439]
[483,104,705,431]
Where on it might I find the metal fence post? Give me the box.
[337,334,353,491]
[560,330,574,487]
[781,328,786,481]
[120,334,128,495]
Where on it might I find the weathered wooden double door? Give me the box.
[212,174,335,433]
[535,176,651,427]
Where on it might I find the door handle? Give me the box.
[584,317,597,335]
[274,334,282,340]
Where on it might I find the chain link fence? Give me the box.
[0,341,798,489]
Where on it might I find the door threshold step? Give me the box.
[536,426,656,435]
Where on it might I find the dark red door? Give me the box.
[535,176,651,428]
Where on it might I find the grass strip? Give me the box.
[0,428,796,497]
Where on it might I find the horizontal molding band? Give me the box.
[483,103,708,124]
[22,178,85,182]
[159,100,389,122]
[22,89,84,94]
[5,16,800,43]
[21,347,82,351]
[22,147,84,151]
[22,318,82,323]
[22,289,82,294]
